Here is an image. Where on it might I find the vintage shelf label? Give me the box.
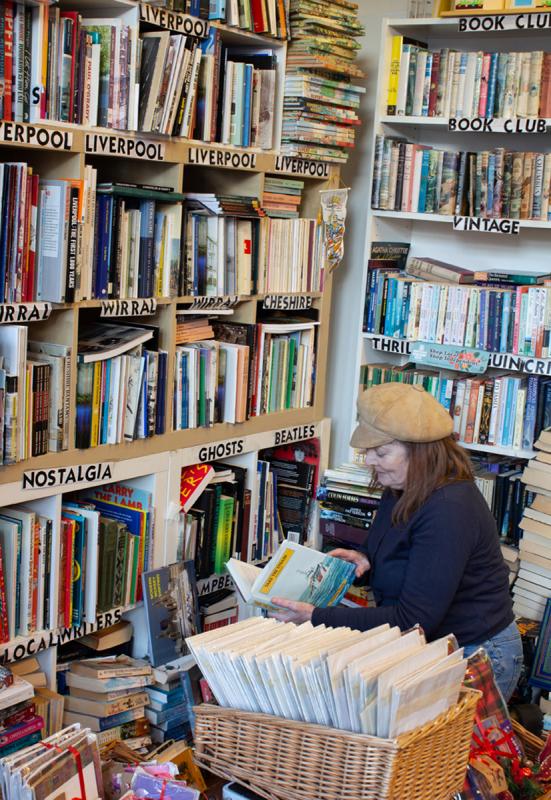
[453,216,520,235]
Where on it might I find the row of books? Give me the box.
[387,41,551,119]
[173,319,316,430]
[472,455,533,547]
[143,668,198,745]
[0,482,153,642]
[361,364,548,453]
[76,325,167,450]
[281,0,365,163]
[372,137,551,222]
[262,176,304,218]
[317,462,380,552]
[206,0,289,38]
[365,263,551,358]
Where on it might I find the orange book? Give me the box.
[463,379,482,444]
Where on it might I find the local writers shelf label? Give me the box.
[0,122,72,150]
[274,156,330,178]
[0,303,51,323]
[85,133,165,161]
[139,3,209,36]
[188,147,257,170]
[100,299,157,318]
[263,295,313,310]
[453,216,520,235]
[458,13,551,32]
[22,463,114,490]
[448,118,547,134]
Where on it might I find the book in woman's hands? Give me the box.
[226,541,356,610]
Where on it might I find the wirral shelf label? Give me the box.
[263,295,313,311]
[0,303,51,323]
[274,156,330,178]
[188,147,257,169]
[458,13,551,32]
[140,3,209,36]
[448,117,547,133]
[100,298,157,318]
[0,608,124,664]
[453,216,520,235]
[197,439,245,463]
[0,122,72,150]
[22,463,114,491]
[273,424,317,446]
[187,295,240,310]
[411,342,489,374]
[85,133,165,161]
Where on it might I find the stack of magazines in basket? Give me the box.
[186,617,467,738]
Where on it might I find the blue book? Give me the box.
[456,53,468,116]
[486,53,499,118]
[62,509,86,626]
[500,292,511,353]
[417,150,431,213]
[138,199,155,297]
[529,598,551,690]
[142,565,180,666]
[478,291,487,350]
[94,194,111,298]
[208,0,226,19]
[101,358,111,445]
[155,351,167,435]
[189,0,201,16]
[400,282,411,338]
[181,351,189,430]
[241,64,253,148]
[522,375,539,450]
[501,378,515,446]
[383,278,396,337]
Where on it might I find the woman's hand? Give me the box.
[270,598,314,624]
[328,548,371,578]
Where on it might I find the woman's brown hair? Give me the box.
[391,436,474,526]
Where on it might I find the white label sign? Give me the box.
[0,122,72,150]
[273,424,317,446]
[0,303,51,323]
[23,463,114,491]
[453,216,520,235]
[85,134,165,161]
[187,295,240,310]
[188,147,257,170]
[197,573,234,597]
[101,298,157,317]
[274,156,330,178]
[140,3,209,36]
[197,440,245,463]
[449,117,547,133]
[458,13,551,32]
[263,295,313,311]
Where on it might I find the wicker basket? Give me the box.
[193,689,480,800]
[512,719,545,763]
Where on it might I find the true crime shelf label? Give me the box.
[274,156,330,178]
[458,13,551,32]
[140,3,209,36]
[187,295,240,310]
[100,298,157,318]
[0,303,51,323]
[0,122,72,150]
[263,295,313,310]
[85,133,165,161]
[22,463,114,491]
[188,147,257,169]
[453,216,520,235]
[448,118,547,134]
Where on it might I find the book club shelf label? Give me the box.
[85,133,165,161]
[369,335,551,375]
[411,342,489,374]
[274,156,330,178]
[448,118,547,134]
[0,607,124,664]
[0,303,51,323]
[100,298,157,318]
[263,295,313,310]
[139,3,209,36]
[22,463,114,491]
[187,295,240,310]
[188,147,257,170]
[0,122,72,150]
[453,216,520,235]
[458,13,551,32]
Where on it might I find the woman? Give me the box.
[273,382,523,701]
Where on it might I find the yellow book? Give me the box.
[90,361,102,447]
[387,36,403,116]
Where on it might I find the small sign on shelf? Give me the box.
[411,342,490,374]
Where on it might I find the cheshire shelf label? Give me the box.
[0,122,72,150]
[139,3,209,36]
[453,216,520,235]
[22,463,114,490]
[411,342,489,374]
[197,573,234,597]
[85,133,165,161]
[188,147,257,169]
[273,424,317,446]
[448,117,547,134]
[0,607,124,663]
[274,156,330,178]
[0,303,51,323]
[187,295,240,310]
[100,298,157,317]
[458,13,551,32]
[263,295,313,310]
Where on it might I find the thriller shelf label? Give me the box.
[85,133,165,161]
[453,216,520,235]
[0,122,72,150]
[188,147,257,170]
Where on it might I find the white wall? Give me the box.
[325,0,408,467]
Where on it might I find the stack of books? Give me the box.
[317,464,380,548]
[62,656,153,735]
[0,672,42,757]
[386,41,551,119]
[515,435,551,621]
[471,455,532,546]
[145,669,197,744]
[372,137,551,221]
[282,0,366,163]
[175,317,215,345]
[262,177,305,218]
[76,324,167,449]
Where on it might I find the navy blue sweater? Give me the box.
[312,481,514,646]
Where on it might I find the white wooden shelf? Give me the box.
[459,442,535,460]
[372,210,551,229]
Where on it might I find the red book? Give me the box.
[21,169,32,302]
[180,464,214,512]
[539,53,551,118]
[26,172,39,300]
[3,2,13,121]
[0,703,36,731]
[428,51,440,117]
[0,715,44,749]
[60,518,75,627]
[250,0,268,33]
[30,520,40,630]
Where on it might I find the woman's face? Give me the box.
[363,440,409,490]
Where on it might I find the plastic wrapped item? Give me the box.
[131,765,200,800]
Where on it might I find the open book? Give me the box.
[226,541,356,610]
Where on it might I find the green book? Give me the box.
[268,339,280,414]
[286,337,296,409]
[112,527,128,608]
[214,496,235,574]
[97,519,119,613]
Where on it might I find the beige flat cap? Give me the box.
[350,382,454,449]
